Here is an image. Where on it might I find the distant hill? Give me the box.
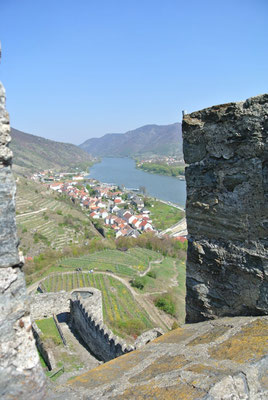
[10,128,94,173]
[80,123,182,158]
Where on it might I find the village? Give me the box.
[30,170,160,240]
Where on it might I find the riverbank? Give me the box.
[89,157,186,206]
[136,161,185,180]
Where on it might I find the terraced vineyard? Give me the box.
[60,248,161,275]
[42,272,153,338]
[16,177,98,255]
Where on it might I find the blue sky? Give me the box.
[0,0,267,144]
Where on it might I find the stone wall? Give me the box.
[70,295,134,361]
[30,291,72,320]
[0,81,46,398]
[32,322,56,371]
[30,286,103,321]
[183,94,268,323]
[68,315,268,399]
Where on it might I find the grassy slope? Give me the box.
[36,317,62,345]
[10,128,94,173]
[39,248,186,337]
[60,248,160,275]
[146,200,184,230]
[16,177,98,257]
[137,162,185,178]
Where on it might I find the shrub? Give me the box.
[146,270,156,279]
[116,232,187,260]
[115,318,145,336]
[154,294,176,316]
[130,277,146,290]
[56,210,63,215]
[33,232,50,246]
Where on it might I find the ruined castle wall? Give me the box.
[183,94,268,323]
[70,296,134,361]
[30,291,71,319]
[0,82,46,399]
[30,286,103,320]
[32,322,56,371]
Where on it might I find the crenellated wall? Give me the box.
[70,295,134,362]
[183,94,268,323]
[0,81,46,398]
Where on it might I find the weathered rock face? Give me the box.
[0,82,46,399]
[183,94,268,323]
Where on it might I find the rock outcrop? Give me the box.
[183,94,268,323]
[0,81,46,399]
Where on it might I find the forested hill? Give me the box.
[10,128,94,173]
[80,123,182,157]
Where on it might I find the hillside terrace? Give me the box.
[30,171,156,238]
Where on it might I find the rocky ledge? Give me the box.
[62,316,268,399]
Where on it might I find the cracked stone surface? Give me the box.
[182,94,268,322]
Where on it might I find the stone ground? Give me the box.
[47,315,268,399]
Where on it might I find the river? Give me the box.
[88,158,186,207]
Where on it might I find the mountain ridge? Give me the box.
[80,123,182,158]
[10,127,94,173]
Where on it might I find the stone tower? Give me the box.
[183,94,268,322]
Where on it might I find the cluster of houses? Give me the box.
[31,171,156,238]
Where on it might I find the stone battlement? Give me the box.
[70,294,134,362]
[30,286,103,321]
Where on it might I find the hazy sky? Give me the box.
[0,0,267,144]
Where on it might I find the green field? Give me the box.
[34,246,186,338]
[60,248,161,275]
[145,200,184,230]
[36,317,62,345]
[41,272,153,338]
[39,248,186,327]
[138,162,185,178]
